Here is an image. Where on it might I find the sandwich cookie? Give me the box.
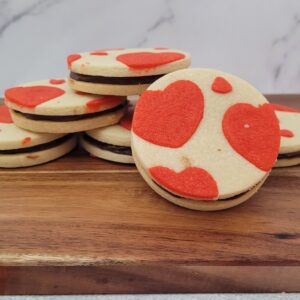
[132,68,280,211]
[4,79,127,133]
[80,104,134,164]
[0,105,76,168]
[68,48,191,96]
[271,104,300,167]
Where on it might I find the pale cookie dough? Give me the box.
[4,79,127,133]
[271,104,300,168]
[131,68,280,210]
[80,103,134,164]
[68,48,191,96]
[0,105,76,168]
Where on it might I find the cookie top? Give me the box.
[85,103,133,147]
[4,79,125,116]
[67,48,191,77]
[132,68,280,200]
[271,104,300,154]
[0,105,65,150]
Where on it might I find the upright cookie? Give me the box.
[271,104,300,167]
[132,68,280,211]
[68,48,191,96]
[0,105,76,168]
[80,102,134,164]
[5,79,127,133]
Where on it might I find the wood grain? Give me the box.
[0,95,299,294]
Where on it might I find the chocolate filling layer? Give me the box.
[70,72,164,85]
[14,101,127,122]
[0,134,73,155]
[278,150,300,159]
[83,134,132,156]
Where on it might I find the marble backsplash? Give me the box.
[0,0,299,95]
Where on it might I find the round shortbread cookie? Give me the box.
[0,105,76,168]
[131,68,280,210]
[4,79,127,133]
[271,104,300,168]
[67,48,191,96]
[80,103,134,164]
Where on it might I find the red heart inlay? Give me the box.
[133,80,204,148]
[280,129,294,138]
[117,52,185,69]
[5,86,65,108]
[150,166,218,199]
[22,137,32,145]
[222,103,280,171]
[211,77,232,94]
[0,105,13,123]
[271,103,300,113]
[90,51,108,56]
[67,54,81,69]
[85,96,123,112]
[49,79,65,85]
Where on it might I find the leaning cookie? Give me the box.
[80,104,134,164]
[271,104,300,167]
[132,68,280,211]
[0,105,76,168]
[4,79,127,133]
[68,48,191,96]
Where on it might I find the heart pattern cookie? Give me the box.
[132,68,280,210]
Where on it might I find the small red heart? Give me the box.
[117,52,185,69]
[222,103,280,171]
[85,96,123,112]
[67,54,81,69]
[211,77,232,94]
[280,129,294,138]
[49,79,65,85]
[22,137,32,145]
[5,86,65,108]
[90,51,108,56]
[0,105,13,123]
[149,166,218,199]
[271,103,300,113]
[133,80,204,148]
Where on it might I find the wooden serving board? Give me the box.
[0,95,299,294]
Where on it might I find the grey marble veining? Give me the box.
[0,0,299,95]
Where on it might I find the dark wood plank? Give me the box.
[0,95,299,294]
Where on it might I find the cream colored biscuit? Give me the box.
[10,105,126,134]
[68,78,149,96]
[0,135,76,168]
[69,48,191,77]
[80,136,133,164]
[275,157,300,168]
[5,79,125,116]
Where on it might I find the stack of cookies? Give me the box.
[1,47,299,211]
[2,48,191,166]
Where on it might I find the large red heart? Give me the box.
[149,166,218,200]
[116,52,185,69]
[5,86,65,108]
[0,105,13,123]
[133,80,204,148]
[222,103,280,171]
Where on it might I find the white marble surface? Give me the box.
[0,0,299,95]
